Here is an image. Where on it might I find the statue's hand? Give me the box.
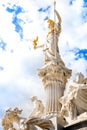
[54,9,62,24]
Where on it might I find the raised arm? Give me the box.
[54,9,62,25]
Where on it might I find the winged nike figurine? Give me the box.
[32,36,38,49]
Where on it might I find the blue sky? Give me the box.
[0,0,87,129]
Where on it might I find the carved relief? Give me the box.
[60,73,87,124]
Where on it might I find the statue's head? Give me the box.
[13,107,22,114]
[47,19,54,28]
[47,19,54,24]
[30,96,37,102]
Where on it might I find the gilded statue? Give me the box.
[32,8,62,64]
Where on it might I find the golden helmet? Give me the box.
[47,19,54,24]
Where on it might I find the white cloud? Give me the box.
[56,0,87,49]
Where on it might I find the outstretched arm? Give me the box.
[54,9,62,25]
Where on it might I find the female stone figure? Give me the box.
[32,9,62,65]
[43,9,62,64]
[29,96,45,118]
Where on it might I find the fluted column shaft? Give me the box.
[45,81,64,114]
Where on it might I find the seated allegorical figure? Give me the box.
[29,96,45,118]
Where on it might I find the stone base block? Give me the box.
[64,119,87,130]
[50,116,64,130]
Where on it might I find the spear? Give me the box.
[53,0,58,59]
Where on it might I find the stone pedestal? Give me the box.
[51,116,64,130]
[38,62,71,114]
[64,119,87,130]
[45,83,64,114]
